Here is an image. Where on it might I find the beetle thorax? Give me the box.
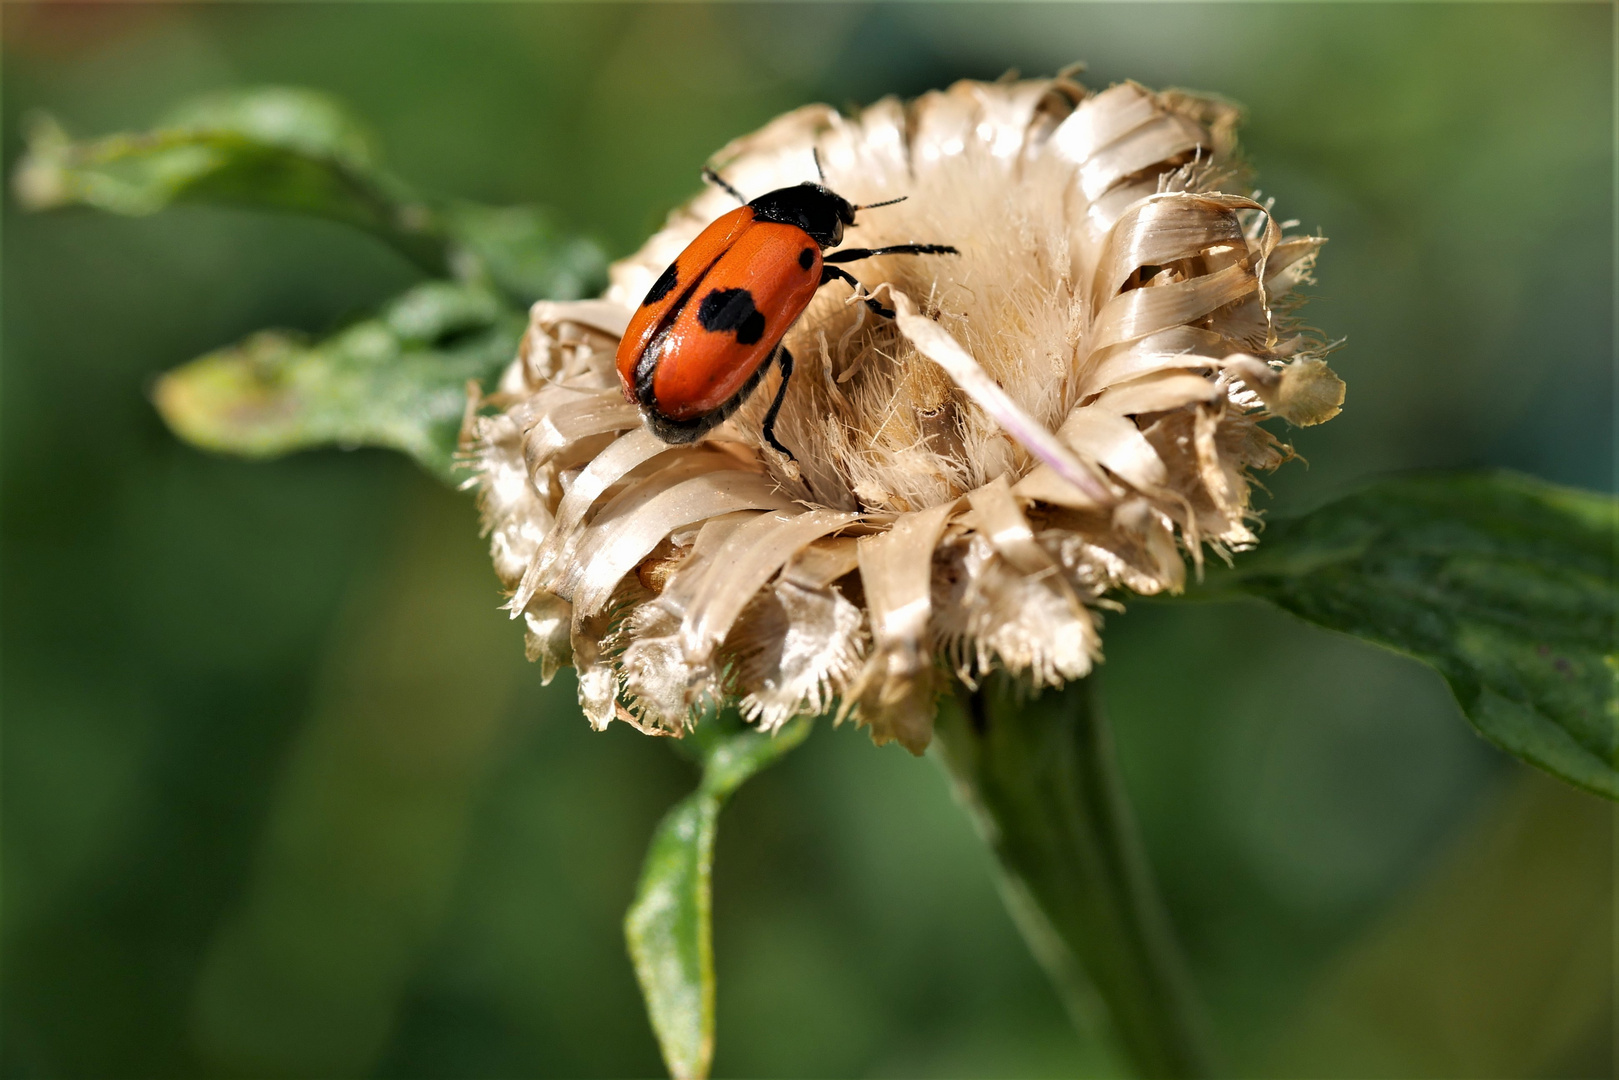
[746,183,855,248]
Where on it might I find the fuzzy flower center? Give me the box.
[724,150,1082,515]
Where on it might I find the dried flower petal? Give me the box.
[677,508,859,666]
[846,500,959,752]
[736,578,866,733]
[1225,354,1346,426]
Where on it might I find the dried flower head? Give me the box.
[468,72,1343,753]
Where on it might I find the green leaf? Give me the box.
[443,202,608,305]
[624,717,812,1080]
[152,281,522,481]
[1204,471,1618,799]
[19,87,611,479]
[15,88,450,275]
[159,85,385,167]
[14,87,609,302]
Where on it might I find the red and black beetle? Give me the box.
[615,158,957,460]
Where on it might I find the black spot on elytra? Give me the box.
[642,262,679,306]
[798,247,816,270]
[697,287,766,345]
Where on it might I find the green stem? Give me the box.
[934,672,1214,1078]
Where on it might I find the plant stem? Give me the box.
[934,672,1214,1078]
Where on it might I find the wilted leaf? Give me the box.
[15,87,607,302]
[152,281,522,481]
[624,717,811,1080]
[1205,472,1618,799]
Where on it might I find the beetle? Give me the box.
[615,156,957,460]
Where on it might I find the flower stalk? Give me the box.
[936,672,1213,1078]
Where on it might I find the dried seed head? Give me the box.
[468,73,1343,753]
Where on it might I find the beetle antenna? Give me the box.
[701,167,747,205]
[811,147,825,183]
[855,195,908,211]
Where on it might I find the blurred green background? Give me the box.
[3,3,1613,1077]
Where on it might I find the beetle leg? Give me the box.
[824,243,958,264]
[701,167,747,205]
[760,346,797,461]
[821,264,894,318]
